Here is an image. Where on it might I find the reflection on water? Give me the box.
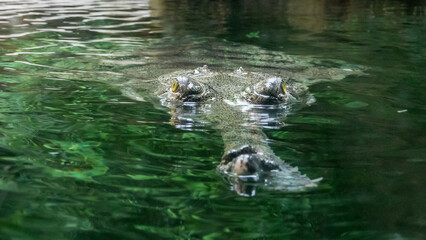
[0,0,425,239]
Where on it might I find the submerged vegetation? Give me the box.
[245,31,260,39]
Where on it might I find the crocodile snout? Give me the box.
[230,154,261,175]
[219,145,280,176]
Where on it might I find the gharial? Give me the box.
[122,63,362,196]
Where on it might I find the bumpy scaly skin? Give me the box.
[158,65,307,105]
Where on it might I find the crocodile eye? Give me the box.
[171,79,180,92]
[281,82,287,93]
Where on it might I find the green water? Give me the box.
[0,0,425,239]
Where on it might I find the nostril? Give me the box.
[221,145,257,164]
[232,154,260,175]
[245,155,259,174]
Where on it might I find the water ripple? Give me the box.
[0,0,425,239]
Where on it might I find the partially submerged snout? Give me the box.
[219,145,280,176]
[219,144,322,196]
[231,154,261,176]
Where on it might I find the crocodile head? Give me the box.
[154,66,322,195]
[163,68,298,179]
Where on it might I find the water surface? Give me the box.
[0,0,425,239]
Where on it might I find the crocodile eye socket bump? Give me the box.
[171,79,180,92]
